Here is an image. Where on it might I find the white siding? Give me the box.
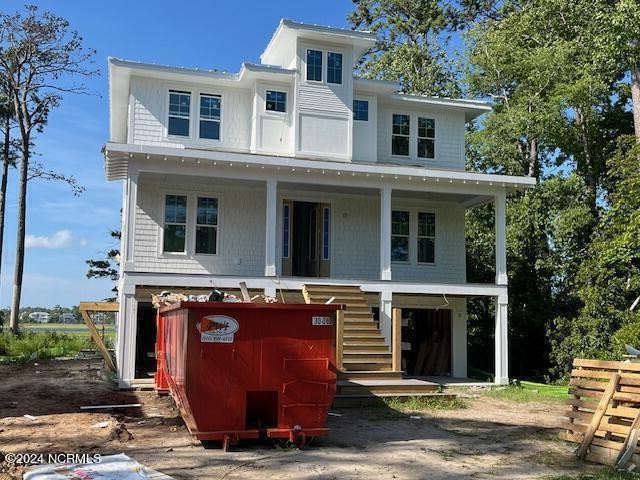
[132,178,265,275]
[253,81,293,155]
[294,41,353,160]
[377,105,466,170]
[352,94,378,162]
[389,203,467,283]
[274,190,466,283]
[130,76,252,151]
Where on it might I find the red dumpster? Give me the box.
[155,302,341,450]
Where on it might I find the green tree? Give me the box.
[348,0,461,96]
[0,5,96,332]
[86,229,121,301]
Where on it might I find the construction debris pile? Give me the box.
[562,358,640,470]
[151,283,278,309]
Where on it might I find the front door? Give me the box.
[281,200,330,277]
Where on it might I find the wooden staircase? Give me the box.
[302,284,443,404]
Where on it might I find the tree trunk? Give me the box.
[9,141,28,333]
[527,138,538,178]
[631,65,640,143]
[0,116,10,317]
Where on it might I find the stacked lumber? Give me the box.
[562,358,640,468]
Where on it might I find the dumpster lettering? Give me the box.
[312,316,334,326]
[197,315,240,343]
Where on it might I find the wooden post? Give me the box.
[79,301,119,372]
[392,308,402,372]
[336,309,344,372]
[577,373,621,459]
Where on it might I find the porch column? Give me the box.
[494,293,509,385]
[494,191,507,285]
[380,185,392,280]
[116,285,137,388]
[265,179,277,277]
[380,290,393,346]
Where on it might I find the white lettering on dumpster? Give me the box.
[197,315,240,343]
[312,316,334,326]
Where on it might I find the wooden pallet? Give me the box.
[562,358,640,467]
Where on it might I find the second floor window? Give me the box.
[391,210,410,262]
[168,90,190,137]
[163,194,187,253]
[418,117,435,159]
[392,114,410,156]
[195,197,218,254]
[307,49,322,81]
[353,100,369,121]
[199,94,221,140]
[266,90,286,112]
[327,52,343,84]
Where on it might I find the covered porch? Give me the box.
[106,143,533,387]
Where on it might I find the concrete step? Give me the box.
[337,379,440,396]
[332,392,455,408]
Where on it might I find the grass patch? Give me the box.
[544,469,639,480]
[481,380,568,403]
[0,331,94,363]
[383,395,467,412]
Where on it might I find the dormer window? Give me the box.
[306,49,322,81]
[168,90,190,137]
[327,52,343,84]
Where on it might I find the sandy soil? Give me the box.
[0,359,597,479]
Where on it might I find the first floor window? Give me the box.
[418,117,435,159]
[196,197,218,254]
[266,90,286,112]
[168,90,190,137]
[306,49,322,81]
[353,100,369,121]
[164,194,187,253]
[392,114,410,156]
[327,52,343,84]
[391,210,410,262]
[418,212,436,263]
[199,94,221,140]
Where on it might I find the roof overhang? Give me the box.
[103,142,536,194]
[385,94,492,122]
[261,19,377,67]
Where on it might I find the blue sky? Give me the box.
[0,0,356,307]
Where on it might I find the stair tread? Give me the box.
[338,379,438,387]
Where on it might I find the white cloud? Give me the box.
[25,230,74,249]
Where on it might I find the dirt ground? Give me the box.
[0,359,600,479]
